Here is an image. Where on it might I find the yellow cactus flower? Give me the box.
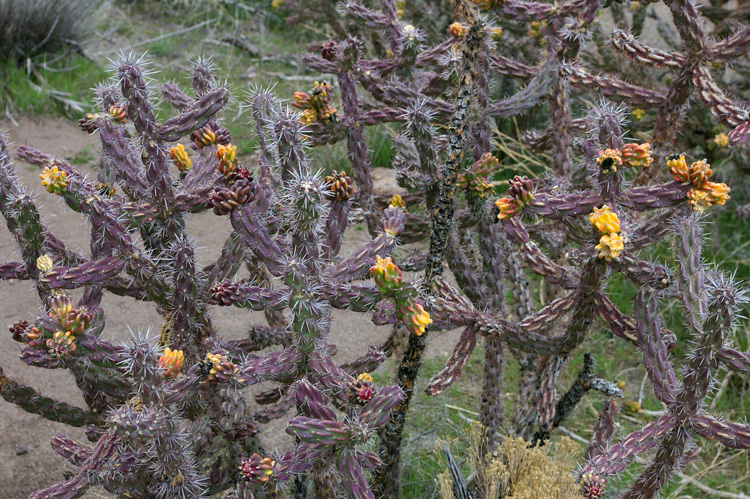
[39,165,69,195]
[589,205,621,235]
[712,132,729,148]
[448,22,468,38]
[596,148,623,173]
[688,182,730,212]
[169,144,192,172]
[631,108,645,120]
[596,233,624,261]
[624,400,641,413]
[357,372,373,383]
[158,347,185,378]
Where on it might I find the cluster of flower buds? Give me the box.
[169,144,192,172]
[209,144,256,216]
[495,175,534,220]
[78,113,101,134]
[589,205,624,261]
[202,352,238,382]
[350,372,375,404]
[292,81,338,125]
[457,153,497,199]
[580,472,606,499]
[239,454,276,484]
[370,256,432,335]
[158,347,185,378]
[39,164,69,195]
[709,132,729,149]
[371,255,402,293]
[48,296,92,337]
[447,22,468,38]
[667,155,730,212]
[325,170,354,201]
[108,104,128,122]
[23,296,92,357]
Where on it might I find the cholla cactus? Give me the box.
[0,56,414,498]
[4,0,750,494]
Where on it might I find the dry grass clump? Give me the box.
[438,424,581,499]
[0,0,104,57]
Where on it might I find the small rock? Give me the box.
[14,444,28,456]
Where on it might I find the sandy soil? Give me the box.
[0,117,462,498]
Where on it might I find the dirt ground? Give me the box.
[0,117,463,498]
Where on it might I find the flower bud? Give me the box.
[507,175,534,204]
[325,171,354,201]
[192,126,217,148]
[388,194,406,210]
[108,104,128,122]
[667,154,690,183]
[158,347,184,378]
[78,113,101,134]
[580,473,606,499]
[239,454,275,484]
[688,159,712,188]
[399,300,432,336]
[204,352,238,382]
[216,144,238,175]
[620,143,653,168]
[370,256,402,294]
[169,144,192,172]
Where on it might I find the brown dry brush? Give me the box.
[0,0,750,498]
